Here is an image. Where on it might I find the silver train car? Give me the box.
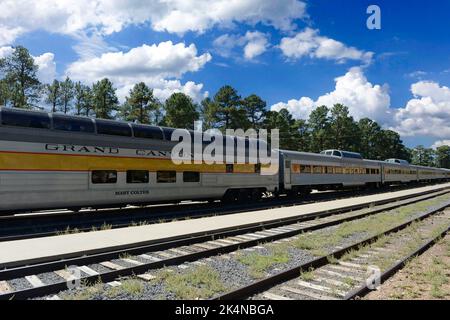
[279,149,449,195]
[0,107,277,212]
[0,107,449,213]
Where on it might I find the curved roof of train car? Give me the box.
[278,149,383,167]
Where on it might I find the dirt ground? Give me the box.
[364,233,450,300]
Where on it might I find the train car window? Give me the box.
[366,168,370,174]
[291,164,300,173]
[342,152,363,159]
[226,164,234,173]
[183,171,200,182]
[300,165,311,174]
[313,166,323,174]
[333,151,342,157]
[92,170,117,184]
[96,120,132,137]
[126,170,149,183]
[255,163,261,174]
[162,127,176,141]
[53,115,95,133]
[157,171,176,183]
[1,109,51,129]
[132,124,164,140]
[334,167,343,174]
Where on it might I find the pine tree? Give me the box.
[74,82,93,116]
[45,80,61,112]
[163,92,199,129]
[308,105,331,152]
[242,94,267,129]
[212,85,248,130]
[92,78,119,119]
[0,46,41,108]
[0,79,9,106]
[120,82,158,124]
[59,77,74,114]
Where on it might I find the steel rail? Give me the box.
[212,201,450,300]
[0,190,448,300]
[0,183,439,242]
[1,187,448,273]
[343,225,450,300]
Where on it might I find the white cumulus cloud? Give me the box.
[270,67,390,122]
[271,97,314,119]
[34,52,57,84]
[213,31,269,60]
[66,41,211,102]
[0,0,307,45]
[243,31,270,60]
[279,28,373,64]
[393,81,450,138]
[432,140,450,149]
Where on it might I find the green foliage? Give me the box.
[45,79,61,112]
[307,105,331,152]
[157,266,226,299]
[410,145,435,167]
[208,85,249,130]
[237,245,290,278]
[74,81,94,116]
[242,94,267,129]
[0,46,41,109]
[329,104,360,152]
[92,78,119,119]
[435,145,450,168]
[0,79,10,106]
[163,92,199,129]
[200,97,217,129]
[120,82,160,124]
[59,77,75,114]
[264,109,309,150]
[0,46,440,165]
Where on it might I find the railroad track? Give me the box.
[0,183,429,242]
[0,187,448,300]
[240,210,450,301]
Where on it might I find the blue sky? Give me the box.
[1,0,449,148]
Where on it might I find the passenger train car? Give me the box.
[0,107,449,213]
[0,107,277,212]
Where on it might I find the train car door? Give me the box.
[284,160,291,185]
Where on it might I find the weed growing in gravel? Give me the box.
[299,268,315,281]
[100,222,112,230]
[119,252,132,259]
[424,257,448,298]
[327,255,338,264]
[57,226,81,235]
[341,249,359,261]
[237,245,289,278]
[61,279,104,300]
[282,195,450,257]
[343,276,357,287]
[156,266,226,299]
[100,277,144,299]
